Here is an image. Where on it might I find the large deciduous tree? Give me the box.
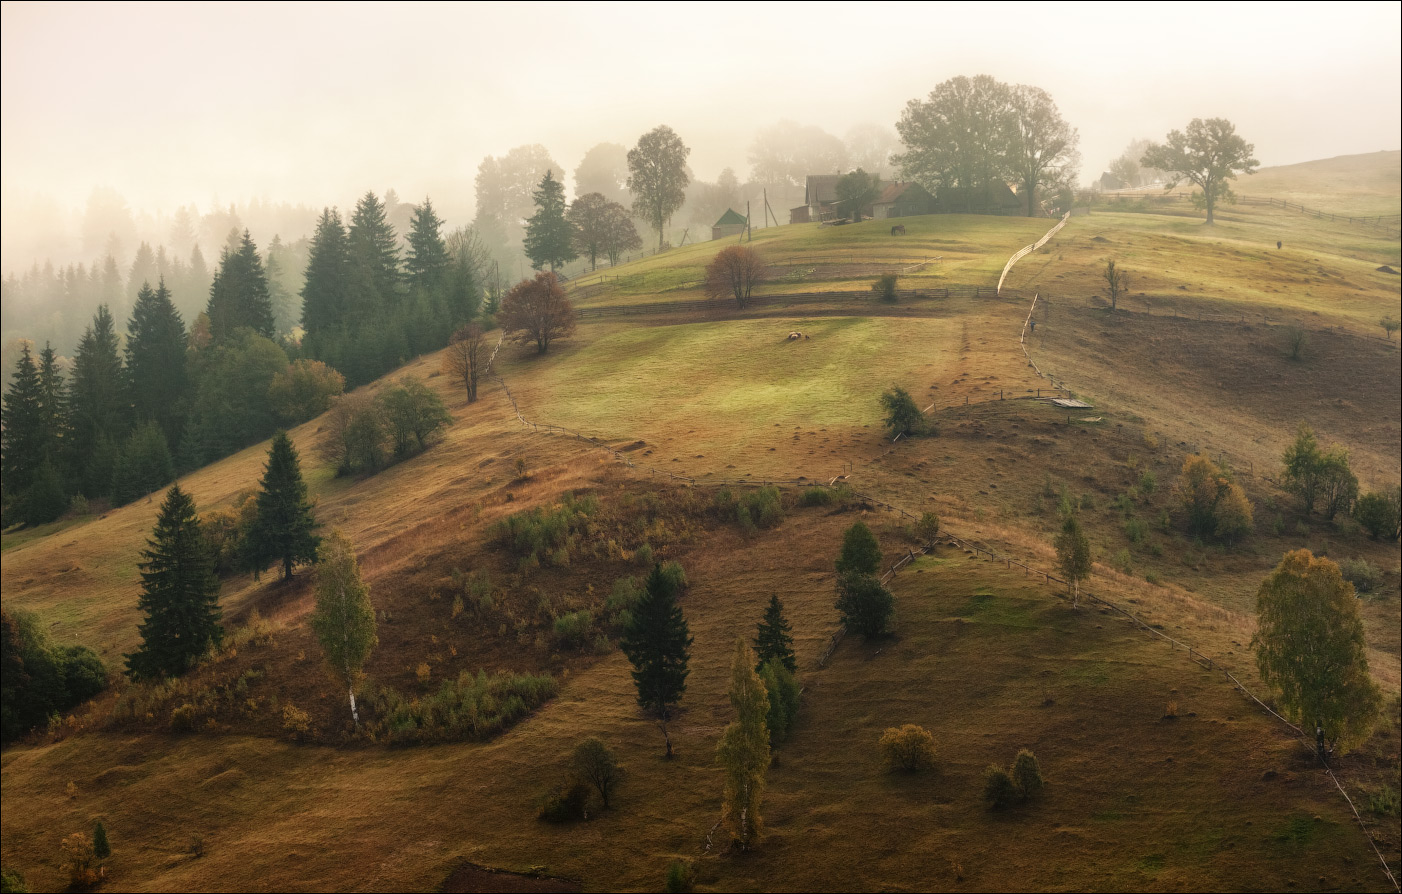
[245,431,320,581]
[1140,118,1258,224]
[894,75,1015,207]
[498,271,576,354]
[835,168,880,222]
[620,563,693,757]
[573,142,631,205]
[523,170,578,272]
[703,246,765,308]
[126,485,223,679]
[567,192,623,271]
[717,638,771,850]
[747,120,848,187]
[1253,549,1381,758]
[628,125,691,251]
[311,528,377,728]
[1007,84,1080,216]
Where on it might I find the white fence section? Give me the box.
[997,212,1071,296]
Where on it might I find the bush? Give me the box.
[0,868,28,893]
[491,493,597,571]
[915,511,940,543]
[872,273,899,303]
[369,670,558,744]
[60,832,99,888]
[880,385,926,439]
[634,543,654,566]
[801,486,835,507]
[664,858,695,893]
[552,611,593,649]
[1338,558,1383,594]
[571,737,622,809]
[282,703,312,738]
[537,780,591,822]
[880,724,936,772]
[1011,749,1045,801]
[267,359,345,424]
[760,659,801,743]
[984,765,1018,808]
[1112,548,1133,574]
[737,486,783,529]
[1,610,108,743]
[836,571,894,638]
[1369,784,1399,817]
[377,376,451,458]
[1355,488,1401,541]
[1139,469,1157,495]
[1124,517,1148,544]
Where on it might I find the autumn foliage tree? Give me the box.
[1253,550,1382,758]
[442,322,487,403]
[311,529,377,728]
[704,246,766,308]
[568,192,640,270]
[498,271,576,354]
[1174,453,1254,543]
[717,638,771,850]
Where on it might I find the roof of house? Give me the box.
[874,182,932,205]
[713,208,748,227]
[936,183,1021,207]
[805,174,842,205]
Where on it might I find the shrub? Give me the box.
[1338,558,1383,594]
[801,486,835,507]
[267,359,345,424]
[537,781,591,822]
[634,543,654,566]
[491,493,597,571]
[880,385,926,438]
[1079,492,1095,511]
[836,571,894,638]
[1139,469,1157,495]
[915,511,940,543]
[872,273,899,303]
[880,724,936,772]
[571,737,622,809]
[0,868,28,893]
[664,858,695,893]
[1011,749,1045,801]
[60,832,99,888]
[1125,517,1148,544]
[738,486,783,529]
[552,611,593,649]
[984,765,1018,808]
[369,670,557,744]
[1355,488,1401,541]
[658,560,689,593]
[169,703,198,733]
[1369,784,1399,817]
[282,703,311,738]
[377,376,451,458]
[1113,548,1133,574]
[1145,571,1161,586]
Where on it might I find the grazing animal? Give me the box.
[891,225,907,236]
[788,331,801,340]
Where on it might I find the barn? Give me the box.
[711,208,748,241]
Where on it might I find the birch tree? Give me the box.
[311,529,377,727]
[716,638,771,849]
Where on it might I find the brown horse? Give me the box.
[891,225,907,236]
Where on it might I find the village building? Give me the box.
[711,208,748,241]
[871,182,936,219]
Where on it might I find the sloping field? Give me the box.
[1234,150,1402,217]
[2,519,1389,892]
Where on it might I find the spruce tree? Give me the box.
[1,343,45,496]
[37,342,69,468]
[245,431,320,580]
[125,278,188,447]
[717,638,770,849]
[126,485,222,679]
[206,230,275,343]
[92,821,111,863]
[620,563,693,757]
[110,421,175,506]
[301,208,350,340]
[346,191,401,314]
[754,594,796,673]
[523,170,578,272]
[310,529,376,727]
[405,198,451,297]
[69,306,129,497]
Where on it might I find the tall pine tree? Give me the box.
[245,431,320,580]
[523,170,577,272]
[206,230,275,343]
[620,563,693,757]
[754,594,796,673]
[2,343,46,498]
[301,208,350,339]
[405,198,451,297]
[125,484,222,679]
[125,278,187,448]
[346,191,401,319]
[69,306,129,498]
[36,343,68,470]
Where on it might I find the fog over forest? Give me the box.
[2,1,1399,352]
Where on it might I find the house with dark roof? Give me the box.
[872,182,936,219]
[934,183,1024,215]
[711,208,748,241]
[804,174,843,221]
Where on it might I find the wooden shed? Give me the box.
[711,208,748,241]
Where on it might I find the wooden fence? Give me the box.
[997,212,1071,295]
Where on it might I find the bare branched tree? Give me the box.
[442,322,487,402]
[704,246,767,309]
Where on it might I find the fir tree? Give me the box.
[346,191,401,316]
[301,208,350,339]
[523,170,578,272]
[125,278,188,447]
[110,421,174,506]
[37,342,69,468]
[717,638,771,849]
[620,563,693,757]
[126,485,222,679]
[1,342,46,496]
[245,431,320,580]
[92,822,111,864]
[310,529,376,727]
[206,230,275,343]
[405,198,451,296]
[69,306,129,497]
[754,594,796,673]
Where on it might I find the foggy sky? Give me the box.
[3,1,1399,268]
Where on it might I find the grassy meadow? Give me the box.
[3,152,1400,892]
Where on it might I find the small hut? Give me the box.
[712,208,748,241]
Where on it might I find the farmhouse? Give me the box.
[711,208,748,240]
[934,183,1024,215]
[872,182,936,219]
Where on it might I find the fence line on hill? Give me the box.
[481,277,1398,892]
[1094,191,1401,238]
[997,212,1071,296]
[573,285,1006,319]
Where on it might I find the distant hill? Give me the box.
[1235,149,1401,216]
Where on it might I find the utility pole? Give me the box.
[747,200,752,242]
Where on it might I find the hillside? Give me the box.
[1233,150,1402,217]
[3,187,1400,891]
